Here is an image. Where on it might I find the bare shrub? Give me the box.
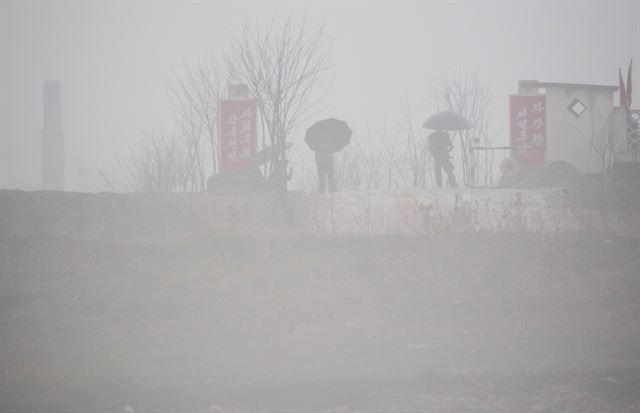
[171,57,224,181]
[111,130,201,193]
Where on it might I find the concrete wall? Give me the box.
[0,191,313,241]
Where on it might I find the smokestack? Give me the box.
[42,80,65,191]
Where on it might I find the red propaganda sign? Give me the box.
[219,99,257,170]
[509,95,546,167]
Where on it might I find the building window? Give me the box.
[567,98,587,118]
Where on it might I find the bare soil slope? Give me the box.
[1,229,639,412]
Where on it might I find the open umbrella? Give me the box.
[305,118,352,153]
[423,111,473,130]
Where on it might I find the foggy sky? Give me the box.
[1,1,638,191]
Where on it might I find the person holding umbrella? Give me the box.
[305,118,352,193]
[423,111,473,189]
[428,130,457,189]
[314,150,335,193]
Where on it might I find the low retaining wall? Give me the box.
[1,188,591,240]
[0,190,312,241]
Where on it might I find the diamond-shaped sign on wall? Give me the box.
[567,98,587,118]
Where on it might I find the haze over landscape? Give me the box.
[1,2,640,412]
[1,1,638,190]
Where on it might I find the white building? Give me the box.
[517,80,633,175]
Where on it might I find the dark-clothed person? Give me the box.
[428,130,457,188]
[315,150,335,193]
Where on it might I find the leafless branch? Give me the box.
[432,71,493,187]
[224,14,331,192]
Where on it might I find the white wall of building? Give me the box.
[544,86,615,174]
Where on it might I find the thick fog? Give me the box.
[1,2,640,413]
[1,2,638,190]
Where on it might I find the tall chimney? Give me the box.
[42,80,64,190]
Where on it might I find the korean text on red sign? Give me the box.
[509,95,547,167]
[219,99,257,170]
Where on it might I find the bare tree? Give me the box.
[334,133,385,192]
[398,103,432,188]
[224,15,331,193]
[171,57,224,186]
[433,71,492,187]
[105,59,221,194]
[306,120,429,193]
[568,107,628,225]
[297,105,435,193]
[111,15,329,197]
[112,130,200,193]
[375,125,402,190]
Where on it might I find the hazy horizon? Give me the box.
[1,1,638,191]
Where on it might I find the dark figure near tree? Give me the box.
[315,150,335,193]
[305,118,351,193]
[428,130,458,189]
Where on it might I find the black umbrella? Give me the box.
[305,118,352,153]
[423,111,473,130]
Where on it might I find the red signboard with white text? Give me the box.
[509,95,547,167]
[219,99,257,170]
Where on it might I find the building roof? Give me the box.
[520,80,618,92]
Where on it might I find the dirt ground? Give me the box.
[1,230,639,412]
